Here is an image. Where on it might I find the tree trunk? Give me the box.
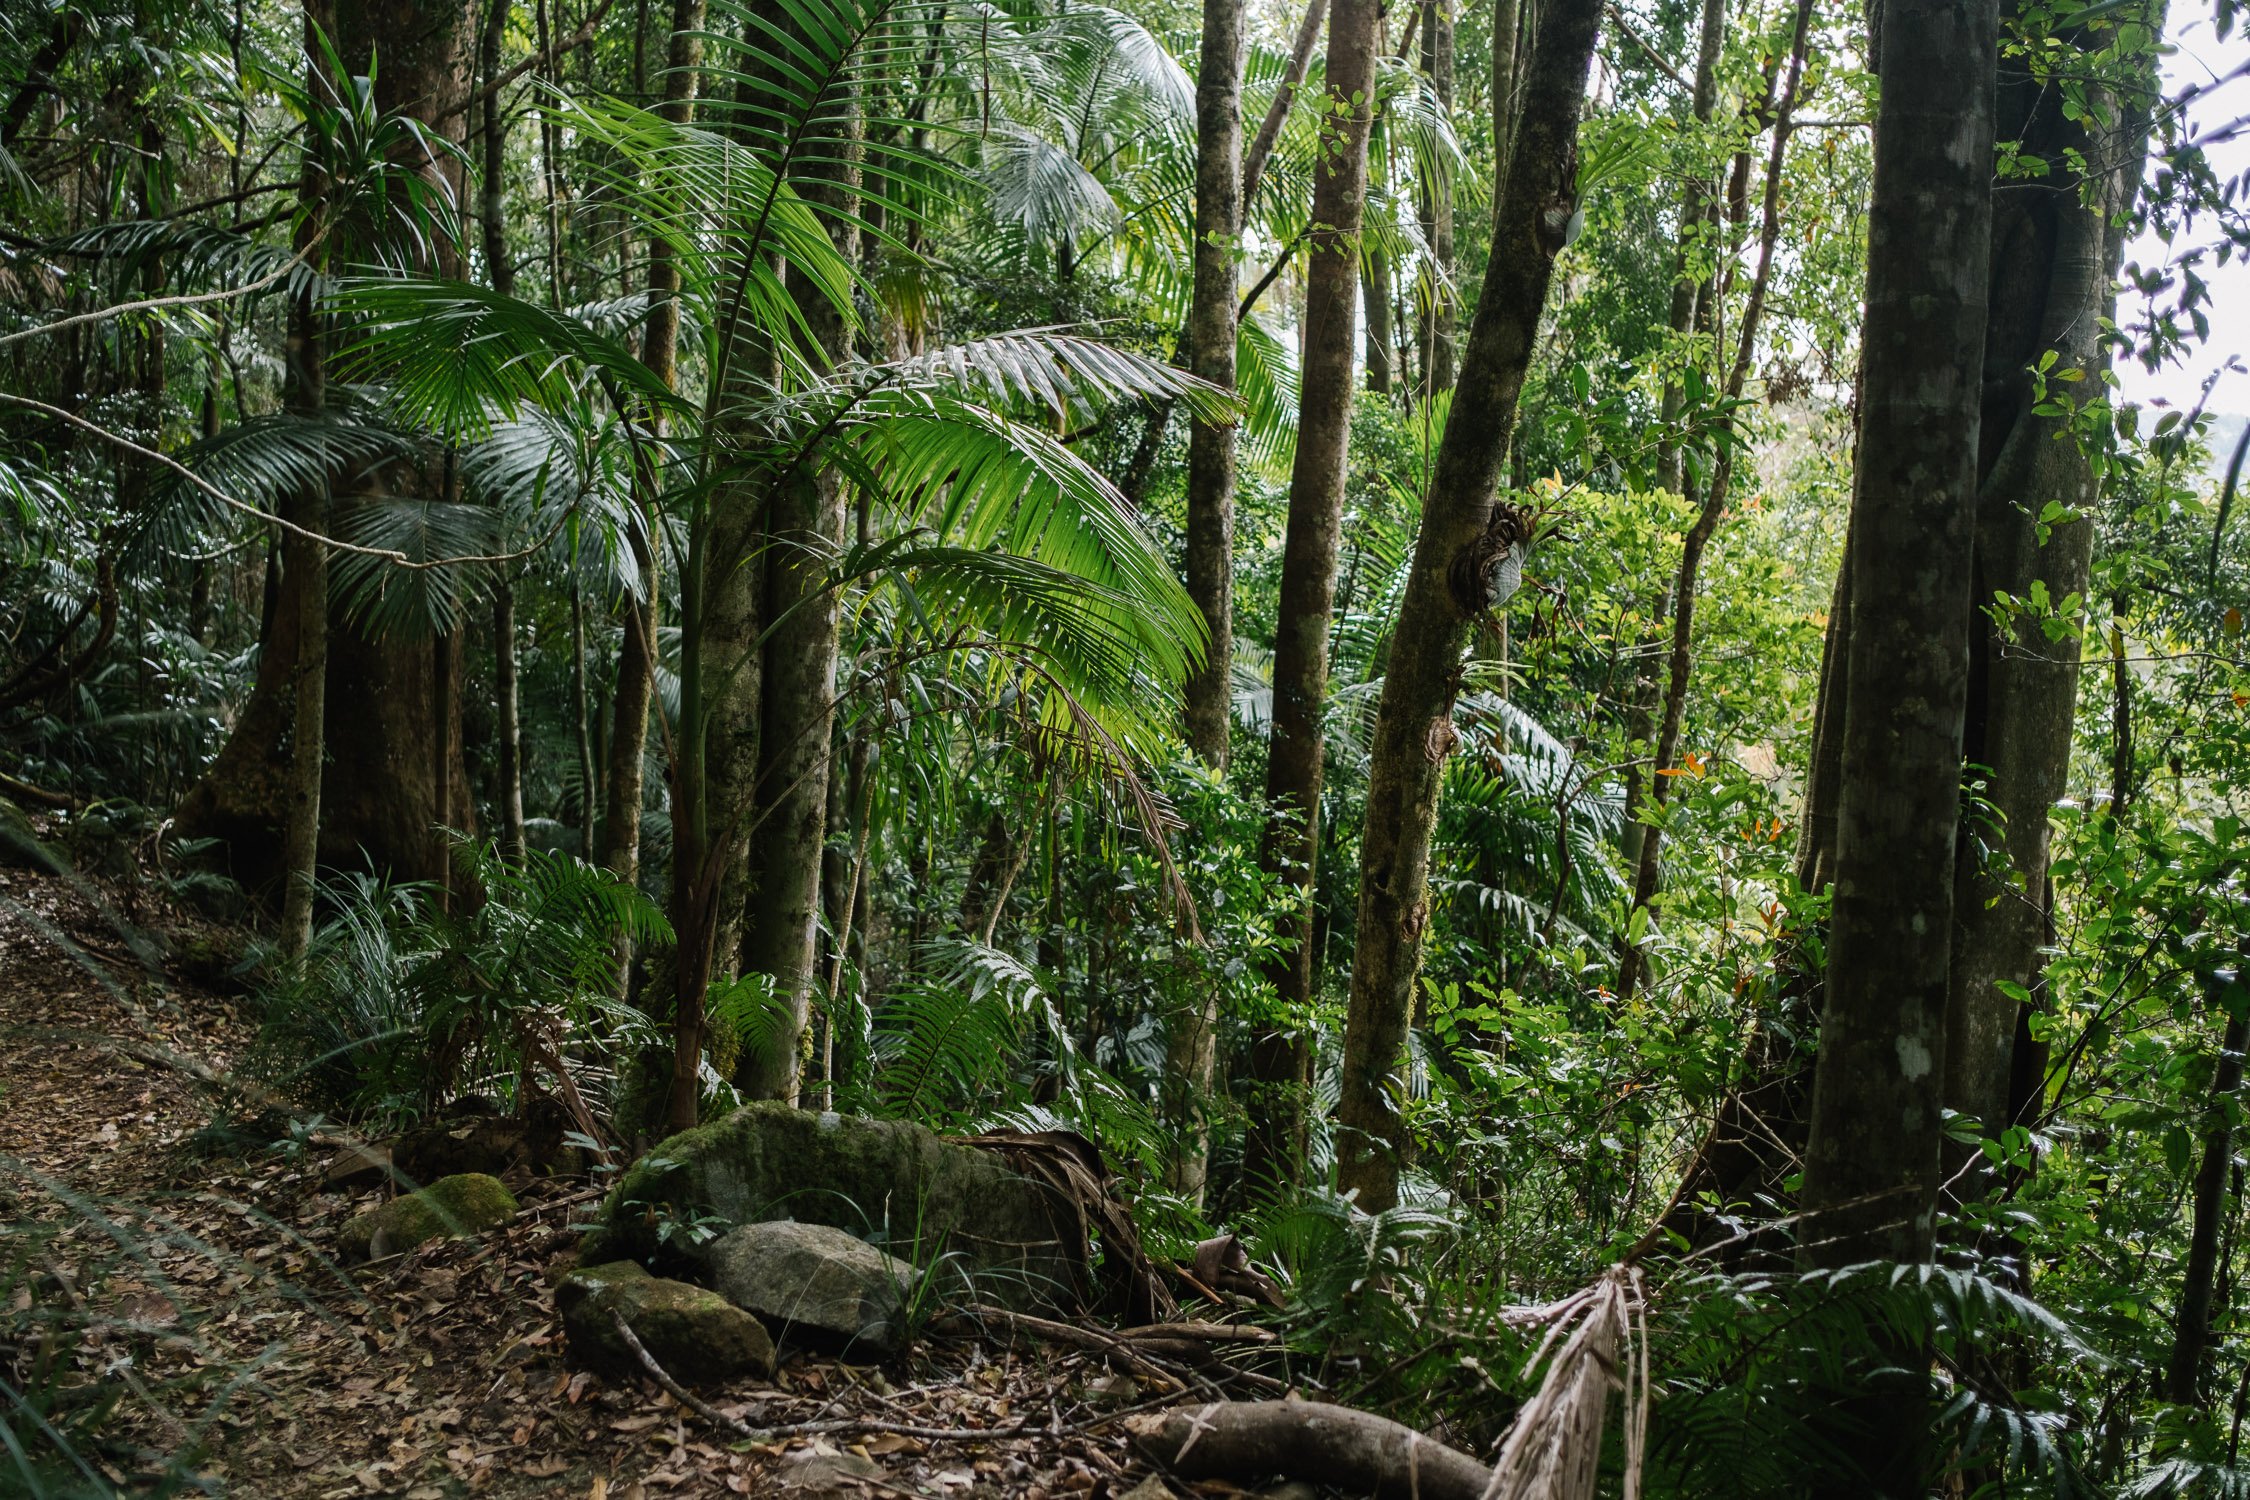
[1241,0,1327,215]
[1488,0,1521,185]
[494,583,527,862]
[321,0,476,885]
[1614,0,1811,1006]
[278,9,333,956]
[1241,0,1383,1193]
[600,0,704,991]
[1942,31,2152,1185]
[1165,0,1248,1198]
[1181,0,1241,764]
[733,50,861,1103]
[1331,0,1603,1213]
[1795,10,1998,1475]
[479,0,514,297]
[1413,0,1455,399]
[1796,0,1998,1270]
[177,0,474,893]
[1363,249,1393,393]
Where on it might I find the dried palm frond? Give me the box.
[1482,1265,1648,1500]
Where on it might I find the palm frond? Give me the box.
[329,277,690,439]
[328,498,500,640]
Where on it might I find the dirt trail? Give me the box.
[0,865,1172,1498]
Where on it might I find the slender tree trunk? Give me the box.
[278,9,333,956]
[600,0,704,995]
[1796,0,1999,1277]
[480,0,514,296]
[1363,249,1393,393]
[2168,949,2250,1406]
[1241,0,1384,1193]
[2110,591,2133,819]
[1181,0,1243,767]
[1166,0,1248,1198]
[1488,0,1521,185]
[1615,0,1811,1006]
[1332,0,1603,1213]
[493,583,527,862]
[734,41,862,1102]
[1414,0,1455,400]
[1241,0,1328,214]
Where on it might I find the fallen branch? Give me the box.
[1128,1399,1493,1500]
[968,1304,1182,1386]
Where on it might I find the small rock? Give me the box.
[337,1172,519,1263]
[1260,1485,1321,1500]
[558,1260,775,1384]
[1117,1479,1179,1500]
[704,1220,918,1355]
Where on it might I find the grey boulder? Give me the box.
[705,1220,918,1355]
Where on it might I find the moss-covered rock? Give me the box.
[579,1103,1082,1309]
[557,1260,775,1384]
[338,1172,519,1263]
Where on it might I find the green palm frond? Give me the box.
[833,391,1204,686]
[329,277,690,439]
[459,411,658,594]
[984,125,1121,245]
[879,330,1231,424]
[551,91,863,357]
[47,218,317,305]
[133,412,420,560]
[1235,313,1300,470]
[329,498,500,640]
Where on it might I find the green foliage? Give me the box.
[245,842,668,1125]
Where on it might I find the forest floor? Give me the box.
[0,861,1239,1499]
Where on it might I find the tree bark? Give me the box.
[1797,0,1999,1286]
[177,0,474,893]
[278,4,335,958]
[1241,0,1384,1193]
[1332,0,1603,1212]
[1129,1401,1492,1500]
[1413,0,1456,399]
[1181,0,1243,770]
[494,583,527,862]
[1363,249,1393,393]
[320,0,477,886]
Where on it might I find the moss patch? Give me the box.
[339,1172,519,1263]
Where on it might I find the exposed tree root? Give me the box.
[1127,1399,1494,1500]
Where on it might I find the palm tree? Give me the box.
[331,0,1235,1129]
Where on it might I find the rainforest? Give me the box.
[2,0,2247,1495]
